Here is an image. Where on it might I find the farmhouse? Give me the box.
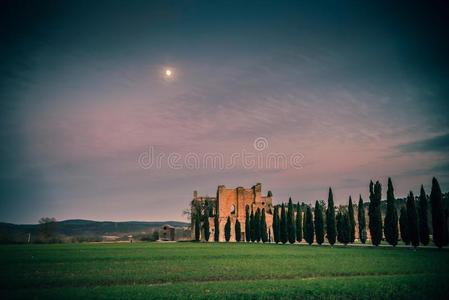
[191,183,274,241]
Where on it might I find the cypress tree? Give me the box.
[304,206,314,245]
[418,185,429,246]
[369,181,383,246]
[326,188,336,245]
[336,210,342,244]
[214,210,219,242]
[250,209,255,242]
[296,203,303,242]
[255,208,261,242]
[314,201,324,245]
[303,206,307,243]
[287,198,296,244]
[261,208,268,243]
[204,211,210,242]
[358,196,367,244]
[384,178,398,246]
[406,191,419,247]
[430,177,445,248]
[280,203,288,244]
[338,210,351,244]
[245,205,250,242]
[400,206,410,245]
[340,211,350,245]
[444,209,449,246]
[368,181,374,244]
[235,219,241,242]
[336,210,350,245]
[224,216,231,242]
[273,206,280,244]
[348,196,355,243]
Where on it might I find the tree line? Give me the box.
[193,177,449,248]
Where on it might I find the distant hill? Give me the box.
[0,219,190,243]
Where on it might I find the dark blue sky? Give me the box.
[1,0,449,223]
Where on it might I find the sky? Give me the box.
[1,0,449,224]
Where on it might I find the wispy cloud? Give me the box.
[398,133,449,153]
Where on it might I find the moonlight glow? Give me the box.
[165,69,172,77]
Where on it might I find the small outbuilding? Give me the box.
[159,225,175,241]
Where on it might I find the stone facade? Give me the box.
[192,183,273,241]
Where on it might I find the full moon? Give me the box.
[165,69,172,77]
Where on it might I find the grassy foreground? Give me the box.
[1,242,449,299]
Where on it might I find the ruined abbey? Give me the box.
[191,183,273,241]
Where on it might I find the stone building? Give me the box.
[191,183,274,241]
[159,225,191,241]
[159,224,175,241]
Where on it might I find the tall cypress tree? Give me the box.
[255,208,261,242]
[314,200,324,245]
[204,211,210,242]
[336,210,350,245]
[296,203,303,242]
[287,198,296,244]
[280,203,288,244]
[369,181,383,246]
[245,205,250,242]
[384,178,398,246]
[224,216,231,242]
[303,206,307,243]
[444,209,449,246]
[336,210,343,244]
[250,209,255,242]
[214,210,219,242]
[341,211,350,245]
[261,208,268,243]
[368,181,374,244]
[194,211,200,241]
[418,185,429,246]
[358,196,367,244]
[235,219,241,242]
[273,206,280,244]
[406,191,419,247]
[430,177,445,248]
[348,196,355,243]
[399,206,410,245]
[326,188,336,245]
[304,206,314,245]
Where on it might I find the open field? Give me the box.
[1,243,449,299]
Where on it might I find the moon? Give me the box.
[162,67,175,81]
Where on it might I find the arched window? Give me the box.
[230,205,235,214]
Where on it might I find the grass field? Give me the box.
[1,242,449,299]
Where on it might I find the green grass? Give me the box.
[1,242,449,299]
